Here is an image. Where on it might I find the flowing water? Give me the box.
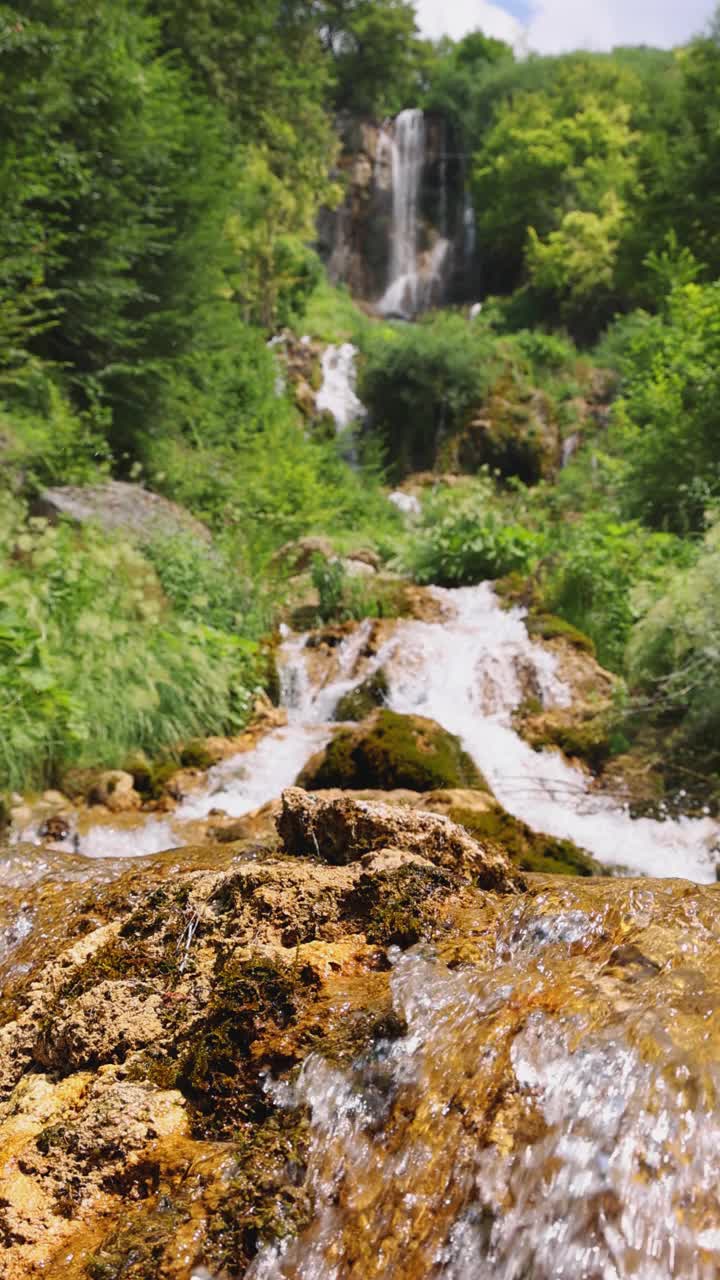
[27,582,718,880]
[247,879,720,1279]
[316,343,365,433]
[378,109,451,319]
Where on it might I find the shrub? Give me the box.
[542,512,692,670]
[405,483,544,586]
[360,313,496,478]
[626,521,720,759]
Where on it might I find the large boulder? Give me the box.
[34,481,211,545]
[297,710,487,792]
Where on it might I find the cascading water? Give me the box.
[315,342,365,434]
[29,581,719,878]
[378,109,451,319]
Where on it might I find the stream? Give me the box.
[23,582,719,882]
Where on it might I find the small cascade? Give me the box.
[14,584,719,877]
[378,108,451,319]
[315,342,365,433]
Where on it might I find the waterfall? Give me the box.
[315,343,365,433]
[378,108,451,319]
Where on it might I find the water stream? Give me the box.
[27,582,718,881]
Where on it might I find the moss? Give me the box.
[175,958,319,1138]
[86,1196,187,1279]
[179,739,214,770]
[344,862,459,947]
[531,716,612,773]
[526,613,596,656]
[333,670,389,722]
[449,806,598,877]
[205,1112,314,1275]
[300,710,486,792]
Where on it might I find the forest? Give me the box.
[1,0,720,807]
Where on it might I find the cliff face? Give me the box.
[317,111,475,314]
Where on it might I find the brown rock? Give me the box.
[88,770,141,813]
[276,787,521,891]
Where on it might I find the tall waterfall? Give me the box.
[378,108,451,319]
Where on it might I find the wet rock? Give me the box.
[276,787,520,891]
[88,770,142,813]
[298,709,487,792]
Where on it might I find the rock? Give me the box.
[342,557,376,578]
[276,787,520,891]
[333,670,389,721]
[297,710,487,793]
[271,535,335,575]
[34,480,211,545]
[88,770,141,813]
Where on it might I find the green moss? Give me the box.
[179,739,214,770]
[532,716,612,773]
[344,862,458,947]
[449,806,598,877]
[333,670,389,722]
[205,1112,314,1275]
[86,1197,187,1279]
[175,958,318,1139]
[526,613,596,656]
[300,710,486,792]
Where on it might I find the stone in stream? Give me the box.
[277,786,521,892]
[298,709,487,793]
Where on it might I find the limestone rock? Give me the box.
[276,787,521,891]
[34,480,211,544]
[88,770,141,813]
[297,709,487,793]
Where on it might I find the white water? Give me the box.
[378,109,451,319]
[21,584,719,878]
[315,343,364,433]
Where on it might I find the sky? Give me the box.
[414,0,717,54]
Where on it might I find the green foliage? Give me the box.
[0,503,262,790]
[626,520,720,765]
[360,313,496,478]
[610,280,720,532]
[310,555,403,625]
[542,512,692,670]
[406,482,544,587]
[297,278,372,346]
[317,0,425,116]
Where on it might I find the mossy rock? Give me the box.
[448,804,599,877]
[333,670,389,722]
[298,710,486,793]
[529,715,612,774]
[526,613,596,657]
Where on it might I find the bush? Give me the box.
[405,482,544,586]
[542,512,692,670]
[610,282,720,533]
[360,313,496,478]
[626,521,720,758]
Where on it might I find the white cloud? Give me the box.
[413,0,716,52]
[414,0,521,45]
[525,0,715,53]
